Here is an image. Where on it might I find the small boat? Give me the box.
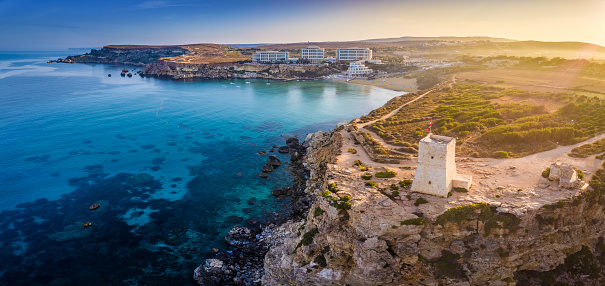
[83,222,92,228]
[236,86,240,88]
[89,203,100,210]
[230,82,235,85]
[222,85,226,87]
[122,68,128,72]
[266,83,270,85]
[245,82,250,84]
[127,73,133,77]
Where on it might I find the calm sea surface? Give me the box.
[0,52,401,285]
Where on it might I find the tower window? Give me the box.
[428,181,431,184]
[431,156,434,159]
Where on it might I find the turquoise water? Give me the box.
[0,52,401,284]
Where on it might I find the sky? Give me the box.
[0,0,604,50]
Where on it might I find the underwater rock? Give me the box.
[224,226,251,247]
[266,155,281,167]
[262,164,273,172]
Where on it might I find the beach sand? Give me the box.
[348,76,418,92]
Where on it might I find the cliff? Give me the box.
[262,126,605,285]
[140,60,343,80]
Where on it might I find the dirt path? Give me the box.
[356,74,458,154]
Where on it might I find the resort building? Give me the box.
[301,46,325,64]
[344,61,372,78]
[337,48,372,61]
[252,51,289,63]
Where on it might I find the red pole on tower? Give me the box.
[428,121,432,133]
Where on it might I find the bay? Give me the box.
[0,52,401,284]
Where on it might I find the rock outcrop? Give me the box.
[262,130,605,285]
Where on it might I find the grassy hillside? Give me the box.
[366,83,605,158]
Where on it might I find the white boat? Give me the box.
[245,82,250,84]
[236,86,241,88]
[266,83,270,85]
[230,82,235,85]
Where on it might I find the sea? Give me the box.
[0,51,401,285]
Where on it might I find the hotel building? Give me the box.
[337,48,372,61]
[252,51,289,63]
[301,46,325,64]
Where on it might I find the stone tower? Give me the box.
[410,133,471,197]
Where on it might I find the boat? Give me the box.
[127,73,133,77]
[83,222,92,227]
[245,82,250,84]
[230,82,235,85]
[236,86,240,88]
[89,203,100,210]
[122,68,128,72]
[266,83,270,85]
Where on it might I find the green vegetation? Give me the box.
[542,167,551,178]
[361,173,372,180]
[366,83,605,158]
[494,151,509,158]
[399,179,413,187]
[414,197,429,206]
[314,254,327,267]
[353,160,368,171]
[376,170,397,178]
[390,183,399,190]
[569,138,605,158]
[322,191,332,198]
[433,250,465,279]
[314,207,325,217]
[575,168,585,180]
[436,202,521,236]
[348,147,357,154]
[327,183,339,193]
[401,217,425,226]
[391,190,399,197]
[332,195,352,210]
[365,181,377,187]
[296,228,319,249]
[453,187,468,193]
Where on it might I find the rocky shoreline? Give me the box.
[193,133,336,285]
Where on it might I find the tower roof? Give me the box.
[420,133,454,145]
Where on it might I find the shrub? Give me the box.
[365,181,377,187]
[415,131,424,136]
[376,170,397,178]
[459,131,470,137]
[406,195,412,200]
[575,168,585,180]
[353,160,363,167]
[542,167,550,178]
[453,187,468,193]
[399,179,413,187]
[327,183,339,192]
[494,151,509,158]
[390,184,399,190]
[556,200,566,208]
[296,228,319,249]
[322,190,332,198]
[359,166,367,171]
[314,207,325,217]
[392,190,400,197]
[348,147,357,154]
[414,197,429,206]
[401,217,425,226]
[361,173,372,180]
[314,254,327,267]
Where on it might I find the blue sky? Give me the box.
[1,0,604,50]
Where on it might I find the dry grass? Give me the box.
[458,69,605,99]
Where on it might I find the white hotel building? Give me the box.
[301,46,325,64]
[252,51,289,63]
[344,61,372,78]
[337,48,372,61]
